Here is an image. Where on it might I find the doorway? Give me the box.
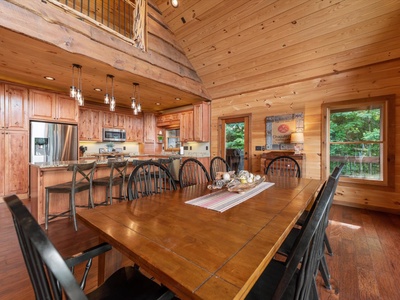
[219,115,251,173]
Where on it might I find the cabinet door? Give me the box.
[0,131,4,196]
[133,116,143,142]
[103,111,114,127]
[125,115,135,141]
[56,95,78,123]
[180,111,193,142]
[3,130,29,194]
[193,102,210,142]
[4,84,28,130]
[90,110,102,141]
[143,113,155,143]
[29,89,56,121]
[114,113,125,128]
[79,108,101,141]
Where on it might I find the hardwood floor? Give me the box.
[1,200,399,300]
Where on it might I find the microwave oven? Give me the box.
[102,128,126,142]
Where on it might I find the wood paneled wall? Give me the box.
[210,59,400,213]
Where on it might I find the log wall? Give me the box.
[210,59,400,213]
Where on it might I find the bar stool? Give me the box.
[45,161,97,231]
[93,159,128,206]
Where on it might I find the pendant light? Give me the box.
[104,74,111,104]
[109,75,116,112]
[131,83,138,115]
[69,64,84,106]
[136,83,142,113]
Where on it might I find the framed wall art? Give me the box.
[265,113,304,150]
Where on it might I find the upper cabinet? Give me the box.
[103,111,125,128]
[29,90,78,123]
[180,110,193,142]
[156,113,180,128]
[1,84,28,130]
[125,115,143,142]
[143,113,156,143]
[193,102,210,142]
[79,108,102,141]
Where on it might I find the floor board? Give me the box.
[1,200,399,299]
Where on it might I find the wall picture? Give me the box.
[265,113,304,150]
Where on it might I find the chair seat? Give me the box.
[87,266,170,300]
[245,260,297,299]
[93,176,124,186]
[46,181,91,193]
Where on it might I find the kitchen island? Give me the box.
[29,154,209,225]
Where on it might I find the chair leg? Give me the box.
[324,233,333,256]
[45,189,50,230]
[319,256,331,290]
[70,193,78,231]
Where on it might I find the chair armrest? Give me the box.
[64,242,112,268]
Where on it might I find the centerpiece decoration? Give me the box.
[105,142,114,152]
[208,170,265,193]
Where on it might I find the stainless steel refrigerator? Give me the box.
[30,121,78,163]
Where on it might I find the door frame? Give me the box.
[218,114,252,172]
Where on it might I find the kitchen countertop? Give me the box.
[30,154,209,169]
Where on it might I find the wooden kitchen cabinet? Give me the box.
[193,102,210,142]
[125,115,143,142]
[143,113,156,143]
[180,110,193,142]
[0,84,29,130]
[103,111,125,128]
[156,113,180,128]
[78,108,102,141]
[0,130,29,196]
[260,151,306,176]
[29,90,78,123]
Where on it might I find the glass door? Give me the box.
[165,129,180,151]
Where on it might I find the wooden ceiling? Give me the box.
[155,0,400,100]
[1,0,400,112]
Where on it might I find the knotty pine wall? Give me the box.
[210,59,400,214]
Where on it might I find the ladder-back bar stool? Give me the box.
[45,161,97,231]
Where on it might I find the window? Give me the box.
[322,95,395,186]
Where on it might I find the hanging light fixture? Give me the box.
[131,83,139,115]
[70,64,80,98]
[76,65,84,106]
[136,83,142,113]
[109,75,116,112]
[104,74,111,104]
[70,64,84,106]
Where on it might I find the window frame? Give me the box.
[322,95,395,187]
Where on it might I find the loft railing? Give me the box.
[48,0,136,40]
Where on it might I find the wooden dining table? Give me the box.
[77,176,322,300]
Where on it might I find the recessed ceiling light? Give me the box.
[156,102,161,106]
[171,0,179,8]
[94,88,102,92]
[44,76,55,81]
[175,97,181,101]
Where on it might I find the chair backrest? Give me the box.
[107,159,128,181]
[179,158,211,188]
[127,161,177,200]
[158,158,174,174]
[67,161,97,188]
[265,156,301,177]
[210,156,231,180]
[4,195,88,300]
[271,172,339,299]
[132,159,152,167]
[270,164,343,299]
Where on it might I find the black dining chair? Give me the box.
[209,156,231,180]
[265,156,301,177]
[92,159,128,205]
[179,158,211,188]
[45,161,96,231]
[127,161,177,200]
[4,194,174,300]
[246,169,337,300]
[276,163,344,290]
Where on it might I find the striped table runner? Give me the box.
[185,182,275,212]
